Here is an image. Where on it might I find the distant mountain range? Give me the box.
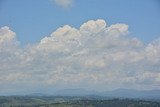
[50,88,160,99]
[102,89,160,99]
[54,88,98,96]
[3,88,160,100]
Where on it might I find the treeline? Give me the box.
[0,96,160,107]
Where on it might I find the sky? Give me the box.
[0,0,160,95]
[0,0,160,44]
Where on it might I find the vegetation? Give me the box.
[0,96,160,107]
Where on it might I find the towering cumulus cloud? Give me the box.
[0,19,160,94]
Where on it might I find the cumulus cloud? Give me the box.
[80,19,107,35]
[53,0,73,8]
[0,26,16,45]
[0,19,160,94]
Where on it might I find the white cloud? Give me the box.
[146,39,160,63]
[0,26,16,45]
[53,0,73,8]
[107,23,128,34]
[0,19,160,94]
[80,19,107,35]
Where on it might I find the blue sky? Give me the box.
[0,0,160,45]
[0,0,160,94]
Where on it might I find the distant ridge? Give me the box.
[101,89,160,99]
[52,88,160,99]
[54,88,99,96]
[2,88,160,99]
